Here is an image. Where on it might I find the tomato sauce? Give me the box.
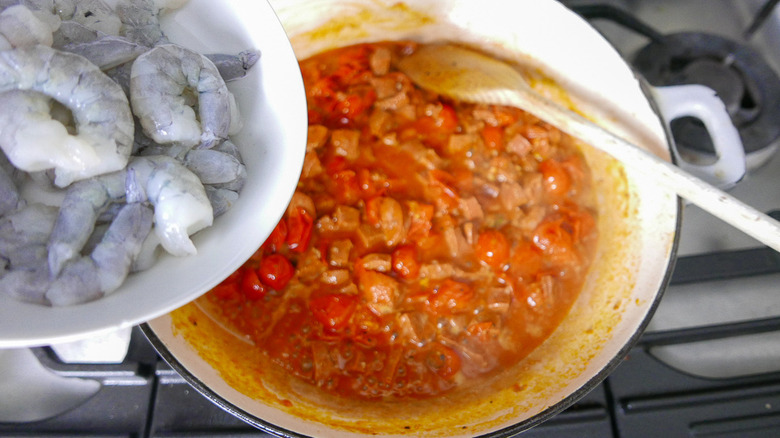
[204,42,599,400]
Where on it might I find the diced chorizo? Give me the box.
[505,133,533,157]
[375,91,409,112]
[287,192,316,217]
[378,197,406,247]
[296,247,327,283]
[307,125,329,152]
[358,270,398,316]
[370,76,399,99]
[369,46,392,76]
[368,108,393,137]
[399,140,442,170]
[514,204,547,234]
[442,226,472,259]
[523,173,544,205]
[419,261,456,280]
[328,239,353,267]
[459,197,484,222]
[329,129,360,161]
[301,151,323,179]
[499,181,529,211]
[317,205,360,237]
[355,223,386,253]
[359,253,392,272]
[320,269,351,286]
[447,133,479,154]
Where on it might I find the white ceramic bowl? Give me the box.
[0,0,307,348]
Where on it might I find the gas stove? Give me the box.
[2,1,780,437]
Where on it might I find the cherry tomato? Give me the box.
[241,269,267,301]
[539,159,572,199]
[415,104,458,135]
[309,293,358,331]
[259,254,294,290]
[392,244,420,279]
[286,207,314,253]
[510,241,544,278]
[212,282,240,300]
[532,217,573,254]
[262,219,288,253]
[475,229,510,269]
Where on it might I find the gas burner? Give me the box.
[633,32,780,170]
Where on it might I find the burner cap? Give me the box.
[633,32,780,169]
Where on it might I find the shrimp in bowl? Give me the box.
[0,0,306,347]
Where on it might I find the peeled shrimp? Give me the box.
[0,45,134,187]
[130,44,233,149]
[47,155,213,277]
[0,4,53,49]
[115,0,168,47]
[54,20,148,70]
[0,203,58,303]
[46,202,153,306]
[126,155,213,256]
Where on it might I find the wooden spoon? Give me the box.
[398,43,780,253]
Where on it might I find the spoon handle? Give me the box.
[504,88,780,253]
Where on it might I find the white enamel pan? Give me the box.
[143,0,745,436]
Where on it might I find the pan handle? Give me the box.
[650,84,746,189]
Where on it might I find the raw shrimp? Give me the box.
[136,136,246,216]
[126,155,213,256]
[47,170,126,275]
[206,50,260,82]
[0,4,53,49]
[0,0,63,32]
[0,203,58,304]
[0,161,20,216]
[53,20,148,70]
[47,155,213,277]
[60,0,120,36]
[130,44,233,149]
[46,202,153,306]
[0,45,134,187]
[115,0,168,47]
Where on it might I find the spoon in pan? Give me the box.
[398,43,780,253]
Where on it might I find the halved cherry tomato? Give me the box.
[258,254,294,290]
[286,207,314,253]
[241,269,267,301]
[309,293,358,331]
[481,125,504,150]
[427,279,474,316]
[475,229,510,269]
[392,244,420,279]
[415,104,458,136]
[425,342,461,379]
